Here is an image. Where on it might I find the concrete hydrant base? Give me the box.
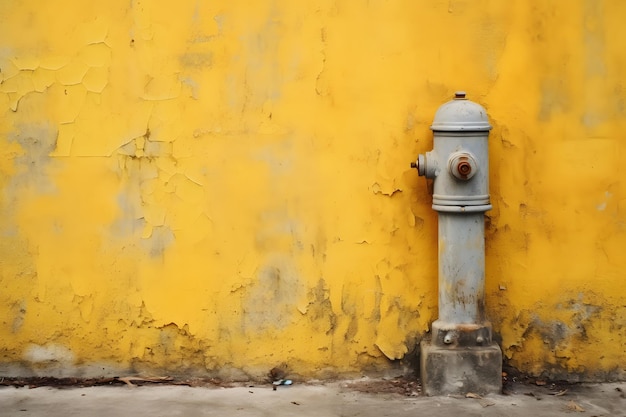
[420,340,502,396]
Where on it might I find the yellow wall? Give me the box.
[0,0,624,380]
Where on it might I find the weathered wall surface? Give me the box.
[0,0,624,380]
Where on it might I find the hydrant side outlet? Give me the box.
[416,92,502,396]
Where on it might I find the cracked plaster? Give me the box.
[0,0,624,381]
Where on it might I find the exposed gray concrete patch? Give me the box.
[243,255,305,333]
[7,122,58,195]
[11,300,27,333]
[142,225,175,257]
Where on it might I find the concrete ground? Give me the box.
[0,379,624,417]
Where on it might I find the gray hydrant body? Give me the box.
[414,92,502,396]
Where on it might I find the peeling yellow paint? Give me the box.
[0,0,625,381]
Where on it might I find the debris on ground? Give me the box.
[272,379,293,386]
[524,391,541,400]
[0,367,608,402]
[117,376,173,387]
[479,399,496,407]
[0,377,117,389]
[501,365,579,396]
[0,376,230,389]
[565,400,585,412]
[344,376,421,397]
[462,392,495,407]
[173,378,231,388]
[268,364,291,391]
[268,365,288,382]
[272,379,293,391]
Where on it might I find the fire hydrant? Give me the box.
[413,92,502,396]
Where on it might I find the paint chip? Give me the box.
[32,68,56,92]
[11,56,39,70]
[77,43,112,67]
[374,340,407,360]
[82,66,109,93]
[56,60,89,86]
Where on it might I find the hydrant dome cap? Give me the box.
[430,93,492,132]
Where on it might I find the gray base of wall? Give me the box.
[420,341,502,396]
